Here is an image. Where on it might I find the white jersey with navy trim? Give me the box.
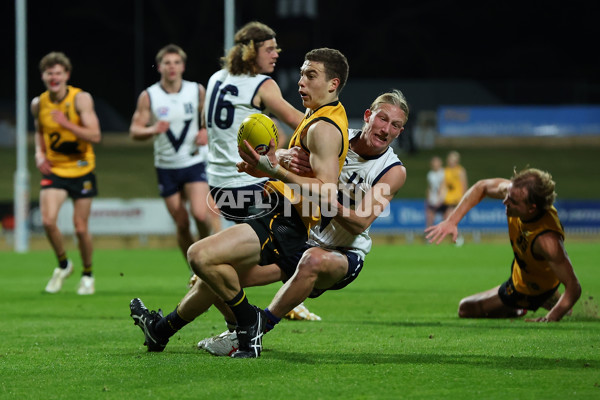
[147,80,205,169]
[204,69,271,187]
[309,129,404,259]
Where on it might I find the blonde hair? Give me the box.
[369,89,410,126]
[511,168,557,210]
[155,44,187,65]
[39,52,72,73]
[222,21,277,76]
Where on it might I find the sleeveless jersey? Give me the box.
[147,80,205,169]
[37,86,95,177]
[508,206,564,295]
[309,129,403,259]
[267,101,349,232]
[427,169,445,206]
[204,69,271,187]
[443,165,465,205]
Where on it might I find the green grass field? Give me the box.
[2,243,599,399]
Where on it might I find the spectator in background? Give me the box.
[425,156,445,229]
[425,168,581,322]
[442,150,467,245]
[31,51,101,295]
[130,44,215,272]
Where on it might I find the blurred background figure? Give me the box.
[31,52,101,295]
[129,44,214,273]
[443,151,467,245]
[425,156,445,230]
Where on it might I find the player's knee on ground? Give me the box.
[457,297,480,318]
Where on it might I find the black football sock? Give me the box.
[225,290,256,327]
[58,253,69,269]
[82,265,93,277]
[154,307,191,340]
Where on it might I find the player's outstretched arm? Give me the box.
[425,178,510,244]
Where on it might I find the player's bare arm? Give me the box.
[258,79,304,129]
[239,120,342,199]
[31,97,52,175]
[276,146,313,176]
[129,90,169,140]
[426,178,510,244]
[196,84,208,146]
[335,165,406,235]
[52,91,101,143]
[528,232,581,322]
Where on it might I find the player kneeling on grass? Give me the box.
[425,169,581,322]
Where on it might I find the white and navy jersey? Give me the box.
[147,80,205,169]
[427,169,445,206]
[204,69,271,188]
[309,129,404,259]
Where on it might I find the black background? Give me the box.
[2,0,599,129]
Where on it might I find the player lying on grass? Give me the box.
[130,47,350,358]
[128,89,408,357]
[425,169,581,322]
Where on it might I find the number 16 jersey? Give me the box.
[204,69,272,188]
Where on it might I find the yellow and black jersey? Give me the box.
[37,86,95,178]
[267,100,349,232]
[443,165,465,206]
[508,206,564,295]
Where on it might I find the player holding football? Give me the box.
[130,44,214,267]
[196,90,409,355]
[130,47,350,358]
[425,169,581,322]
[31,51,101,295]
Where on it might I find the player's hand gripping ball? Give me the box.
[237,113,278,155]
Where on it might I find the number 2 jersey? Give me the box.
[204,69,271,188]
[146,80,206,169]
[508,206,564,295]
[309,129,404,259]
[37,86,95,178]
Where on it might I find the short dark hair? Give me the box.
[305,48,349,95]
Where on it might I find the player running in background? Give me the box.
[130,44,214,269]
[425,168,581,322]
[31,52,101,295]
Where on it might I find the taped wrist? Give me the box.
[257,155,288,179]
